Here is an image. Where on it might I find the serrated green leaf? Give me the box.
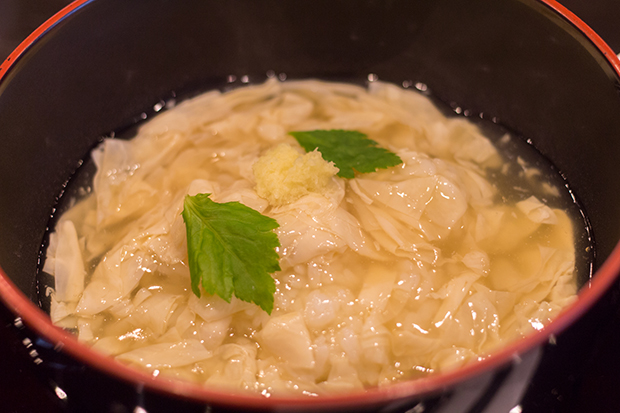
[289,129,402,179]
[182,193,280,314]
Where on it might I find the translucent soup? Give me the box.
[42,79,590,396]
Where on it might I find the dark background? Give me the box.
[2,1,620,412]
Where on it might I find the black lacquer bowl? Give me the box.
[1,1,620,412]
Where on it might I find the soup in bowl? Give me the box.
[1,0,620,411]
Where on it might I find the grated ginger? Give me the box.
[253,143,339,206]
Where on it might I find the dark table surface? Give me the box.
[2,1,620,412]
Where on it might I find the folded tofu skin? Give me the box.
[43,79,578,396]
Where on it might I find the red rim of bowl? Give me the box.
[1,0,620,409]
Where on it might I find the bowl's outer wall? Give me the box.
[0,0,619,348]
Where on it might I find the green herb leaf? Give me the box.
[182,193,280,314]
[289,129,403,179]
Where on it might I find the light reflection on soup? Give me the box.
[43,79,579,395]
